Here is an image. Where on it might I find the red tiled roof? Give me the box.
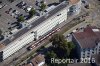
[69,0,80,4]
[73,26,100,49]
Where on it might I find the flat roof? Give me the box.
[1,1,68,46]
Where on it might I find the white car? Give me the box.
[15,10,20,15]
[26,6,32,12]
[11,13,15,17]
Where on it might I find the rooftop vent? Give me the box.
[92,29,100,32]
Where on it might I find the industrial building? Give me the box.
[0,0,81,62]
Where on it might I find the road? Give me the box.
[0,0,34,32]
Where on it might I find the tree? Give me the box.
[40,3,46,11]
[46,51,57,58]
[17,16,25,22]
[29,8,36,18]
[50,34,75,58]
[45,34,75,66]
[45,51,57,66]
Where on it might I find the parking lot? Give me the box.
[0,0,39,42]
[0,0,35,32]
[0,0,60,42]
[0,0,60,30]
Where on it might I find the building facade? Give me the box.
[72,26,100,59]
[0,0,81,61]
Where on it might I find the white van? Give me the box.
[26,6,32,12]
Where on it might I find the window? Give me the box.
[92,52,94,54]
[57,14,61,16]
[96,48,97,50]
[83,57,85,58]
[88,53,90,54]
[88,48,90,51]
[83,54,85,55]
[87,56,89,57]
[82,49,85,52]
[99,51,100,54]
[92,48,94,50]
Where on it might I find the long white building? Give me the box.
[0,0,81,62]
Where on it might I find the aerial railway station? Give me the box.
[0,0,81,62]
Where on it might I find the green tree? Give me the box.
[29,8,36,18]
[45,51,57,66]
[45,34,75,66]
[50,34,75,58]
[46,51,57,58]
[40,3,46,11]
[17,16,25,22]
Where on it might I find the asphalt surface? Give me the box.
[0,0,35,39]
[0,0,60,33]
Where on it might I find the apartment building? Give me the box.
[72,26,100,59]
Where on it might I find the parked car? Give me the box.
[17,1,26,9]
[13,10,20,15]
[10,13,15,17]
[25,6,32,12]
[9,8,13,14]
[0,35,4,41]
[16,23,23,29]
[20,1,25,6]
[22,3,27,9]
[5,11,9,14]
[9,8,12,11]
